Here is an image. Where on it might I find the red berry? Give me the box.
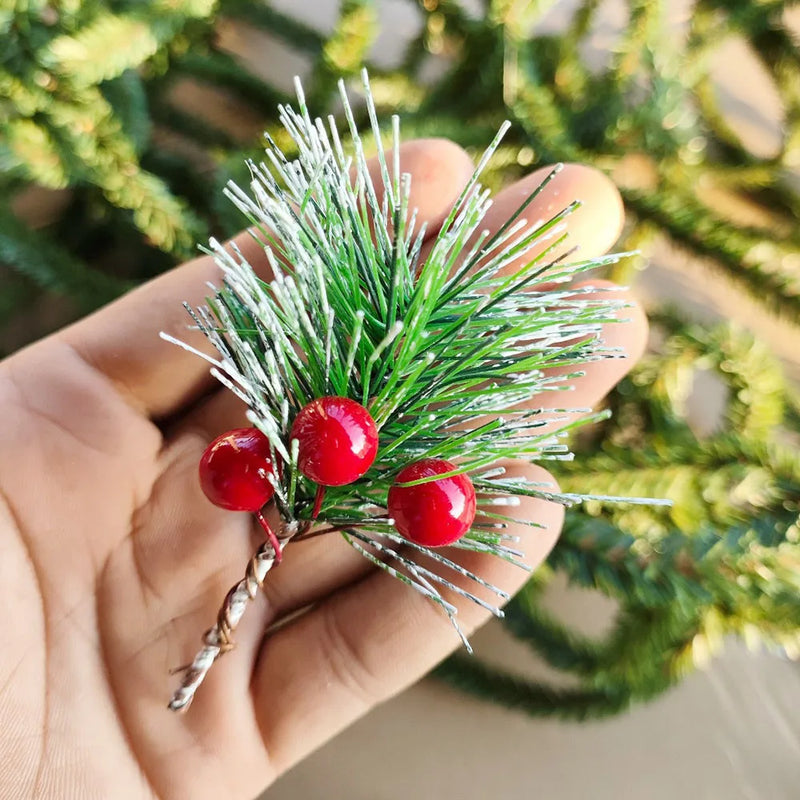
[290,396,378,486]
[387,459,476,547]
[199,428,277,512]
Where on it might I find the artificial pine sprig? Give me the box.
[164,69,667,711]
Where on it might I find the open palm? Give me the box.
[0,140,646,799]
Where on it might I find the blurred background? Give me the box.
[2,1,799,797]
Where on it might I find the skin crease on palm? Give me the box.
[0,138,647,800]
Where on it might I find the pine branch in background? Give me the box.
[0,204,131,304]
[306,0,377,108]
[434,653,633,720]
[623,190,800,319]
[168,49,288,114]
[221,0,325,53]
[2,0,799,716]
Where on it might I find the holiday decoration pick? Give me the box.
[162,69,668,712]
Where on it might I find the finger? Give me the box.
[62,139,475,420]
[252,460,564,774]
[493,162,624,272]
[419,162,624,276]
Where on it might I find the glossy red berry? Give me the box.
[199,428,277,512]
[290,396,379,486]
[387,459,477,547]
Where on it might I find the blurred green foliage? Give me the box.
[1,0,798,716]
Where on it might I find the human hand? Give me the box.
[0,139,646,799]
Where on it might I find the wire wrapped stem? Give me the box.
[168,521,299,712]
